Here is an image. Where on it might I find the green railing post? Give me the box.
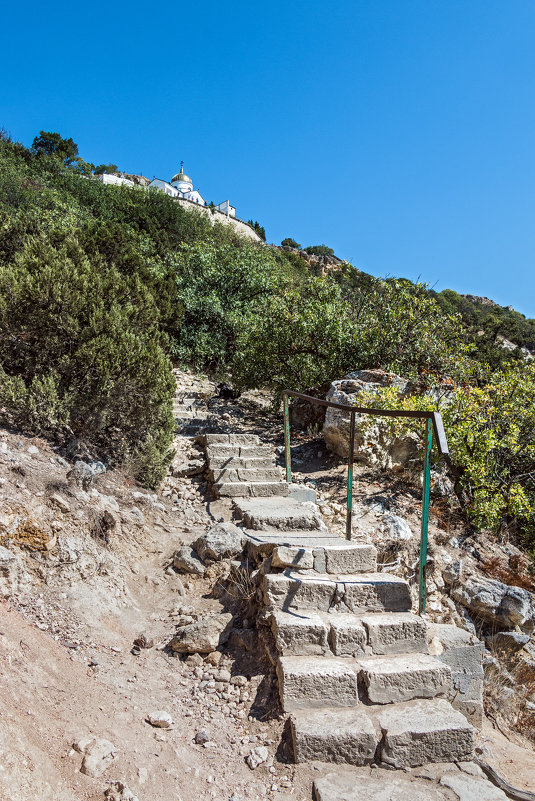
[283,393,292,484]
[418,417,433,615]
[345,410,356,540]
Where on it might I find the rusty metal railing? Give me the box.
[282,390,449,615]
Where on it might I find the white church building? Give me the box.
[148,162,236,218]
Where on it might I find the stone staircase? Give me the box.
[203,433,481,785]
[203,433,288,498]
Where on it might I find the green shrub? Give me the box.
[304,244,335,257]
[353,363,535,550]
[0,236,175,486]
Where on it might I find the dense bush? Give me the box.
[281,237,301,248]
[304,244,335,257]
[0,235,175,486]
[233,276,466,396]
[354,363,535,551]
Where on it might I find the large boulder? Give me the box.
[169,613,234,653]
[450,575,535,633]
[173,546,205,576]
[194,522,245,562]
[322,370,419,469]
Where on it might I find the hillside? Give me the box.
[1,129,535,800]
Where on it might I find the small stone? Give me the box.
[134,632,154,649]
[78,737,117,777]
[215,669,231,683]
[28,445,39,455]
[147,710,173,728]
[246,745,269,769]
[230,675,247,687]
[49,494,70,514]
[104,780,139,801]
[195,730,210,744]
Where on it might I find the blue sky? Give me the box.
[2,1,535,316]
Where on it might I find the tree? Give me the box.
[93,163,118,175]
[304,244,335,257]
[32,131,79,164]
[247,220,266,241]
[281,237,301,248]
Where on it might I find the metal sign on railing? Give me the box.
[282,390,449,615]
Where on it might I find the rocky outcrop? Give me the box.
[322,370,419,469]
[449,575,535,634]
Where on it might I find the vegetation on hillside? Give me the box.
[0,129,534,551]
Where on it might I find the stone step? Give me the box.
[216,481,289,498]
[270,609,330,656]
[327,613,368,657]
[204,433,261,446]
[233,496,326,532]
[211,467,283,483]
[206,443,268,459]
[361,613,428,656]
[246,531,377,574]
[312,770,458,801]
[290,698,474,767]
[358,652,452,704]
[261,571,412,614]
[270,610,428,659]
[291,707,377,766]
[373,698,475,768]
[277,652,450,710]
[277,656,359,711]
[208,456,275,470]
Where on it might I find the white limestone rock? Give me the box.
[322,370,418,468]
[450,575,535,633]
[169,613,234,653]
[173,546,205,576]
[194,522,245,561]
[77,737,117,778]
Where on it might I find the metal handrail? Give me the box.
[282,390,449,615]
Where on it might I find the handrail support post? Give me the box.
[346,410,356,540]
[283,393,292,484]
[418,417,433,615]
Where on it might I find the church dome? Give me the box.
[172,165,192,185]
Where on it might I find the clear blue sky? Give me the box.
[2,1,535,316]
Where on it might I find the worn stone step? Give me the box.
[261,571,411,614]
[212,467,283,483]
[312,769,468,801]
[216,481,289,498]
[204,433,261,446]
[373,698,475,767]
[208,456,275,470]
[361,613,428,656]
[245,530,377,574]
[270,609,330,656]
[291,707,378,765]
[206,443,268,459]
[277,656,359,711]
[271,610,428,659]
[327,614,368,657]
[234,496,326,531]
[291,698,474,768]
[358,652,452,704]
